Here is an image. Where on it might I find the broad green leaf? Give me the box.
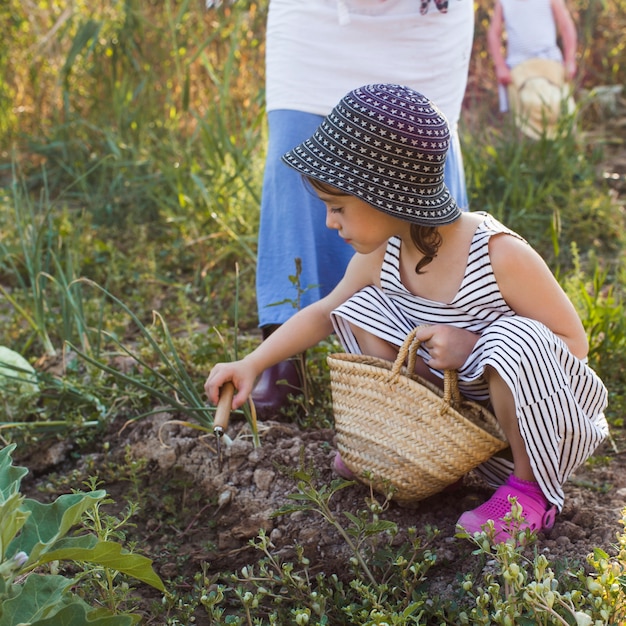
[592,547,610,560]
[0,347,39,397]
[40,541,165,591]
[402,601,425,618]
[45,534,98,552]
[0,492,29,560]
[0,573,76,624]
[7,491,106,562]
[0,444,28,501]
[35,602,138,625]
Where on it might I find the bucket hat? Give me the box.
[282,84,460,226]
[507,58,575,140]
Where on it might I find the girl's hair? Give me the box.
[412,226,441,274]
[306,177,441,274]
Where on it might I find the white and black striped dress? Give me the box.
[331,213,609,510]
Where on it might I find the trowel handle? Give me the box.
[214,381,235,432]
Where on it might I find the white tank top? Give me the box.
[500,0,563,67]
[265,0,474,128]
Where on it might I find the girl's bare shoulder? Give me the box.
[488,227,534,255]
[488,230,551,283]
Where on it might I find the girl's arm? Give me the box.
[205,246,384,409]
[551,0,577,79]
[487,1,511,86]
[489,233,588,359]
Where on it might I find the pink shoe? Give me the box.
[332,452,356,480]
[457,475,557,543]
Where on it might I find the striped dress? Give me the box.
[331,213,609,510]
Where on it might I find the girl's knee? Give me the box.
[486,366,515,411]
[483,364,496,381]
[349,324,398,361]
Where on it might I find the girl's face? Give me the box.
[316,190,401,254]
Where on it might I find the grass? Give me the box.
[1,0,626,622]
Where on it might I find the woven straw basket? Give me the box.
[327,327,508,503]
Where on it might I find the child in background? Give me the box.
[487,0,577,112]
[205,84,608,542]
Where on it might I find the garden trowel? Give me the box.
[214,381,235,471]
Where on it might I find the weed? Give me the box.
[455,505,626,625]
[461,118,625,269]
[184,461,626,625]
[186,459,436,624]
[563,245,626,425]
[267,258,311,407]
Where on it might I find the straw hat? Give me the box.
[507,58,575,140]
[281,84,460,226]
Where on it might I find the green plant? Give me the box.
[68,284,216,426]
[0,366,115,449]
[461,118,625,269]
[563,245,626,426]
[166,459,626,625]
[69,278,259,445]
[259,258,340,428]
[0,164,102,358]
[0,346,40,420]
[0,444,164,624]
[265,257,319,420]
[2,0,626,622]
[455,504,626,625]
[73,476,143,615]
[0,169,63,356]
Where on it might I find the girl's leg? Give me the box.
[351,324,442,386]
[484,365,534,481]
[332,323,440,479]
[457,365,557,541]
[350,324,399,361]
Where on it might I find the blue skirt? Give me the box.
[255,109,469,327]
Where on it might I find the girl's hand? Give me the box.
[413,325,478,371]
[205,359,257,410]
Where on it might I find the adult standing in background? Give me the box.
[253,0,475,416]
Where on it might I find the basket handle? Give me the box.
[390,326,462,408]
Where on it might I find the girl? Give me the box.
[205,84,608,542]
